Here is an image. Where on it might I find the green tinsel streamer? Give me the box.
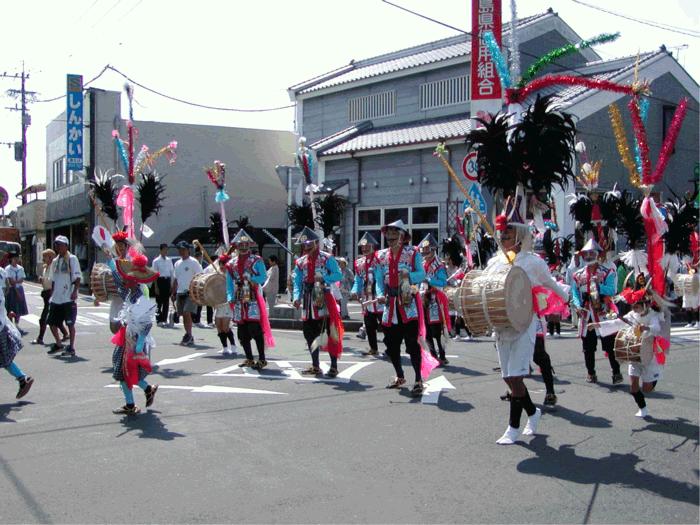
[517,32,620,88]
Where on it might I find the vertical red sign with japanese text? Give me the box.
[471,0,502,101]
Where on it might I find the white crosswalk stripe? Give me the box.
[670,326,700,343]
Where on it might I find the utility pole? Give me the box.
[2,62,37,205]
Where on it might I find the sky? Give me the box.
[0,0,698,215]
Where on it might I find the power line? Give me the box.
[34,65,111,103]
[115,0,143,23]
[571,0,700,38]
[90,0,122,30]
[70,0,100,28]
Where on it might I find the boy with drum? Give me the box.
[350,232,383,356]
[484,196,569,445]
[375,220,427,396]
[588,284,667,418]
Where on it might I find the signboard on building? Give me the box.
[471,0,502,101]
[66,74,84,171]
[462,151,479,182]
[0,187,7,209]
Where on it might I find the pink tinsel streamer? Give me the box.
[417,296,440,379]
[255,287,275,349]
[628,99,652,183]
[506,75,636,105]
[116,186,135,238]
[651,97,689,183]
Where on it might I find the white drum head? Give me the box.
[503,265,533,332]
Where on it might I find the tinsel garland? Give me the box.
[651,97,689,184]
[112,131,130,175]
[483,30,512,89]
[506,75,637,105]
[135,142,178,175]
[628,98,652,183]
[509,0,520,82]
[518,33,620,87]
[204,160,230,247]
[608,104,643,188]
[633,98,649,176]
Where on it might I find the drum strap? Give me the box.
[102,270,110,299]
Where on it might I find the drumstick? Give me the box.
[193,239,215,267]
[361,298,380,308]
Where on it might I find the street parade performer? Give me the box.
[375,220,432,397]
[292,226,344,379]
[105,252,160,415]
[418,233,451,366]
[571,238,623,385]
[463,94,576,444]
[588,280,668,418]
[0,253,34,400]
[226,229,274,370]
[350,232,383,357]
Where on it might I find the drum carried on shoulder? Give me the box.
[91,263,118,302]
[189,272,227,307]
[446,266,533,336]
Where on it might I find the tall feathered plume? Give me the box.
[568,193,593,232]
[231,215,255,236]
[136,171,166,225]
[208,212,225,246]
[316,193,350,238]
[663,182,699,256]
[87,172,120,225]
[441,236,464,267]
[560,235,575,266]
[465,95,577,199]
[615,192,646,249]
[286,198,315,234]
[510,95,577,196]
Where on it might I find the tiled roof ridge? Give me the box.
[581,48,665,72]
[353,10,551,69]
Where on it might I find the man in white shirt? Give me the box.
[46,236,82,357]
[171,241,203,345]
[152,243,174,326]
[262,255,280,314]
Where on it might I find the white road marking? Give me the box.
[421,375,456,404]
[90,312,111,319]
[156,353,207,366]
[21,313,41,326]
[104,384,285,395]
[205,359,375,383]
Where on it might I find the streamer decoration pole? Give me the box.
[434,143,508,260]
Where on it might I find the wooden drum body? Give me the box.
[614,327,642,364]
[677,273,699,296]
[453,266,533,336]
[189,272,227,307]
[91,263,118,302]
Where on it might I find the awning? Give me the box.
[44,214,88,229]
[16,183,47,197]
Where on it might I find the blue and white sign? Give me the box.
[463,183,487,215]
[66,74,83,171]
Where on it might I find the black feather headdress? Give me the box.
[136,171,166,226]
[615,192,646,250]
[568,193,593,232]
[316,193,350,238]
[465,95,577,200]
[441,236,464,267]
[87,172,120,225]
[208,212,225,247]
[286,199,315,234]
[231,215,255,236]
[474,229,498,269]
[663,185,699,256]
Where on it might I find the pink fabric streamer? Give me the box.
[255,287,275,348]
[651,97,689,183]
[628,99,652,183]
[641,196,668,296]
[532,286,570,319]
[417,297,440,379]
[654,336,670,365]
[123,348,152,390]
[110,326,126,346]
[116,186,135,238]
[434,289,453,330]
[324,291,344,359]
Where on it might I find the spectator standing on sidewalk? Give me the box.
[262,255,280,314]
[337,257,354,320]
[46,236,82,357]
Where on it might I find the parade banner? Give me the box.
[66,74,83,171]
[471,0,502,101]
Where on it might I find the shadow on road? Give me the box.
[631,417,699,453]
[436,395,475,413]
[115,410,185,441]
[544,406,613,428]
[518,435,699,507]
[0,401,33,423]
[51,355,89,363]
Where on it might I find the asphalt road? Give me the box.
[1,282,698,524]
